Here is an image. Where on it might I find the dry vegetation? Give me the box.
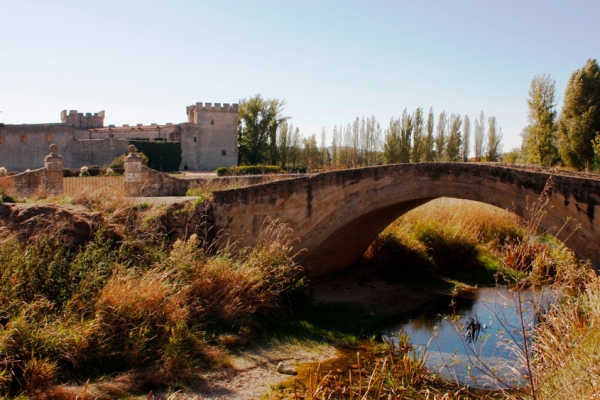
[0,186,304,398]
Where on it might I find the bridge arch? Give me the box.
[212,163,600,278]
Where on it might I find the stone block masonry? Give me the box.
[0,145,64,195]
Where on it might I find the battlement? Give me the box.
[186,102,238,124]
[60,109,105,128]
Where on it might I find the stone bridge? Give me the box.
[212,163,600,278]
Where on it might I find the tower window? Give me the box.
[46,134,52,142]
[193,136,197,143]
[211,120,214,125]
[221,150,227,156]
[21,135,27,143]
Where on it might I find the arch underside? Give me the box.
[299,178,593,278]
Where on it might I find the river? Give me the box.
[385,286,554,389]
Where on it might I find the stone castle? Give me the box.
[0,102,239,171]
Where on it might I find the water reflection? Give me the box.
[385,286,552,389]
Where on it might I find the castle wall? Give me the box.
[64,138,130,168]
[1,102,239,172]
[0,124,75,171]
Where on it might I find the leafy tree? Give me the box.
[384,117,402,164]
[557,59,600,171]
[474,111,485,162]
[522,75,560,166]
[461,115,470,161]
[238,94,288,165]
[424,107,435,162]
[412,107,425,162]
[434,111,447,160]
[594,133,600,157]
[399,109,413,163]
[445,113,462,162]
[486,116,503,161]
[277,121,291,168]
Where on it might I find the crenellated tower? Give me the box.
[60,110,105,128]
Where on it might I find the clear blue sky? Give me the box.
[1,0,598,151]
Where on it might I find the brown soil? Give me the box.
[0,202,111,247]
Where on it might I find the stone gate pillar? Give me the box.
[125,145,143,196]
[44,144,63,194]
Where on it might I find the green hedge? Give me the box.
[216,165,284,176]
[129,140,182,172]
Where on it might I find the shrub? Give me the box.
[0,187,16,203]
[0,167,7,177]
[79,166,90,177]
[108,152,149,169]
[216,165,283,176]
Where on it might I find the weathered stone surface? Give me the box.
[212,163,600,277]
[0,102,239,172]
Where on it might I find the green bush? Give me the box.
[129,140,182,172]
[0,188,16,203]
[107,151,149,169]
[216,165,283,176]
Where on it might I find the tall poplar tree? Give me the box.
[445,113,462,162]
[412,107,425,162]
[557,59,600,171]
[399,109,413,163]
[424,107,435,161]
[523,75,560,166]
[486,116,503,161]
[461,115,471,161]
[474,111,485,162]
[435,111,447,161]
[384,117,402,164]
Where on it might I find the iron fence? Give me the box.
[64,173,125,196]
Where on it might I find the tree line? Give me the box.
[521,58,600,171]
[237,94,503,170]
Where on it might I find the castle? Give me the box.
[0,102,239,172]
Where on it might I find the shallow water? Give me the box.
[385,286,552,389]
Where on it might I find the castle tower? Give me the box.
[181,102,238,170]
[60,110,105,128]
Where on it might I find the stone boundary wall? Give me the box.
[0,168,48,195]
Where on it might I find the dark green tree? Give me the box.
[238,94,288,165]
[523,75,560,166]
[557,59,600,171]
[424,107,435,162]
[384,117,402,164]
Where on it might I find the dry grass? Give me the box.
[532,271,600,399]
[0,190,304,397]
[364,198,524,280]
